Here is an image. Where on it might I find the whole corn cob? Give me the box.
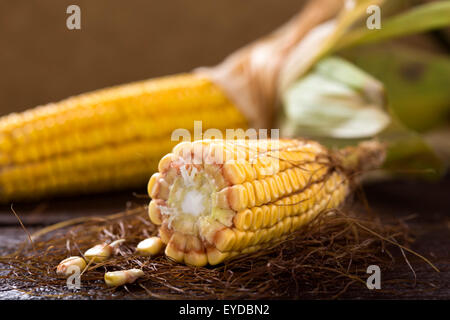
[0,74,247,201]
[147,138,383,266]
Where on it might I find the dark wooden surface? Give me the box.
[0,177,449,300]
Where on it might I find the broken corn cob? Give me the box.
[147,138,351,266]
[0,74,247,201]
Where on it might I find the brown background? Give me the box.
[0,0,307,116]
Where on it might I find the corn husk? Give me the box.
[282,57,389,139]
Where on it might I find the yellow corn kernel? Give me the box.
[84,239,125,263]
[233,209,253,231]
[104,269,144,287]
[184,236,208,267]
[56,256,86,277]
[148,200,163,225]
[214,228,236,252]
[206,247,229,266]
[250,207,264,231]
[136,237,165,256]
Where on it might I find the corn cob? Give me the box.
[0,74,247,201]
[147,138,354,266]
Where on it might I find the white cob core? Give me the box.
[166,165,215,235]
[164,163,234,238]
[181,190,206,216]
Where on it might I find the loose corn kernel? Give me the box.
[104,269,144,287]
[136,237,164,256]
[56,256,86,277]
[84,239,125,263]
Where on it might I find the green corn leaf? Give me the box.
[424,125,450,165]
[281,1,450,89]
[341,43,450,132]
[337,1,450,50]
[280,1,449,179]
[281,56,445,179]
[378,115,446,180]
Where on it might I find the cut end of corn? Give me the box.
[148,138,350,266]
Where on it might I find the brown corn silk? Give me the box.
[1,204,422,299]
[147,138,386,266]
